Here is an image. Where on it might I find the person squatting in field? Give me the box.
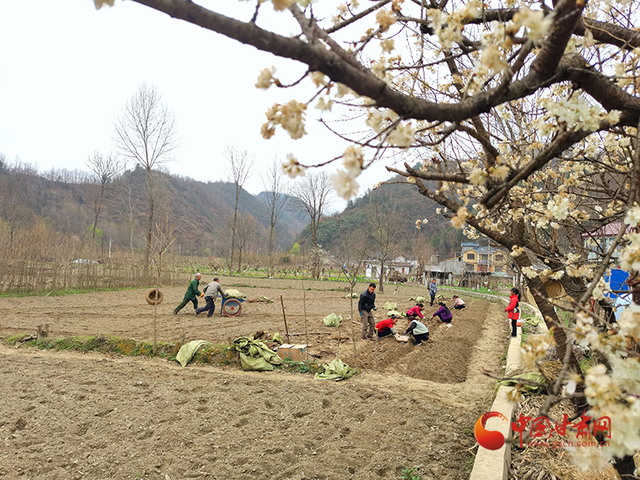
[376,315,399,338]
[174,273,202,315]
[195,277,226,317]
[451,295,466,310]
[406,303,424,320]
[358,282,377,340]
[432,302,453,324]
[506,287,521,338]
[404,317,430,346]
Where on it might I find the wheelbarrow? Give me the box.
[220,295,244,317]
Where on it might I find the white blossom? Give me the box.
[387,122,415,147]
[94,0,115,9]
[331,170,360,200]
[342,146,363,177]
[272,0,293,11]
[624,204,640,227]
[255,66,277,90]
[281,154,307,179]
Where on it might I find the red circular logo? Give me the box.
[474,411,507,450]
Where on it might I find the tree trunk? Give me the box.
[268,226,275,277]
[513,251,584,388]
[231,185,239,271]
[379,258,384,293]
[145,168,154,277]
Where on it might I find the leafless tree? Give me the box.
[113,84,178,272]
[412,235,435,284]
[331,220,371,362]
[0,162,34,253]
[151,202,177,355]
[368,201,402,293]
[113,173,140,254]
[261,157,291,277]
[85,151,124,247]
[224,146,253,273]
[235,213,258,272]
[291,171,333,279]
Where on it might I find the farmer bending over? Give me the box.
[376,315,399,338]
[406,303,424,321]
[173,273,202,315]
[195,277,226,317]
[431,302,453,324]
[404,317,429,346]
[451,295,466,310]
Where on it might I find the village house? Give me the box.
[460,242,510,275]
[364,255,417,280]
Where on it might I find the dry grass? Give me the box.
[509,395,619,480]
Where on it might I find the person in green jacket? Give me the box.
[173,273,202,315]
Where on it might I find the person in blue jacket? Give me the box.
[428,279,438,306]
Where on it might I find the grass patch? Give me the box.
[278,357,323,375]
[401,467,421,480]
[5,334,176,358]
[579,353,598,374]
[442,286,507,297]
[0,286,137,298]
[3,334,330,376]
[557,309,572,327]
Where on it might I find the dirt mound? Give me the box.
[0,278,508,479]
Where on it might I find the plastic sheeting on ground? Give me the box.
[323,313,343,327]
[176,340,208,367]
[410,296,429,305]
[226,289,246,299]
[498,372,546,392]
[383,302,399,311]
[314,358,354,381]
[233,336,283,371]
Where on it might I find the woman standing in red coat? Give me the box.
[506,287,521,338]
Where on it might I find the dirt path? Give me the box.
[0,279,509,479]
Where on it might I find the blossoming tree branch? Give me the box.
[94,0,640,473]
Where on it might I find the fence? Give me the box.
[0,260,187,294]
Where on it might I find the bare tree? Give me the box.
[368,201,402,294]
[412,235,435,284]
[235,213,258,273]
[332,220,371,362]
[291,171,333,279]
[113,84,178,272]
[224,146,253,273]
[0,163,34,253]
[113,173,140,254]
[85,151,124,247]
[261,157,291,277]
[151,201,177,355]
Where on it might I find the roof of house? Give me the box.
[580,222,634,238]
[424,259,466,275]
[461,245,503,255]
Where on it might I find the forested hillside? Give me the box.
[0,163,306,258]
[295,177,465,262]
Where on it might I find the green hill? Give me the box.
[294,177,465,260]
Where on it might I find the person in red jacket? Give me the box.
[506,287,521,338]
[406,303,424,321]
[376,315,399,338]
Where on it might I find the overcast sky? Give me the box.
[0,0,395,212]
